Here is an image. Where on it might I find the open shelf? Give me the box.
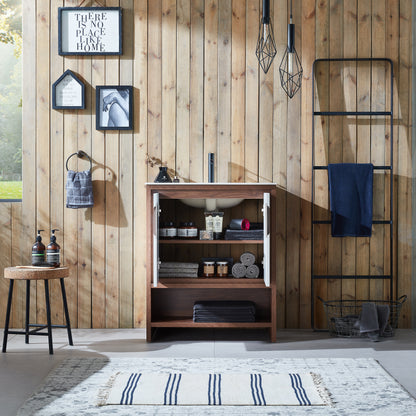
[156,277,267,289]
[151,317,272,328]
[159,239,263,245]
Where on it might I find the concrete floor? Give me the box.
[1,328,415,416]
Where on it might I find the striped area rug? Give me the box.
[101,372,328,406]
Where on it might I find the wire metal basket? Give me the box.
[319,295,407,338]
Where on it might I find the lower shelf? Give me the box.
[151,318,272,328]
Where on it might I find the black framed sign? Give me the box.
[96,85,133,130]
[58,7,122,55]
[52,70,85,110]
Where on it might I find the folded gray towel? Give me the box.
[66,170,94,208]
[359,302,391,341]
[160,262,199,269]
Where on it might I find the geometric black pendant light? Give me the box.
[279,0,303,98]
[256,0,277,74]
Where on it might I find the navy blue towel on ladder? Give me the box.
[328,163,373,237]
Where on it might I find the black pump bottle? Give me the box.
[32,230,45,265]
[46,229,60,267]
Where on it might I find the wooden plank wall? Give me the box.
[0,0,413,329]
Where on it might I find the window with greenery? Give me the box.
[0,0,22,200]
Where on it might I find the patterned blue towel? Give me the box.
[66,170,94,209]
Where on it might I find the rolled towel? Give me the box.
[232,262,246,278]
[245,264,260,279]
[240,252,256,266]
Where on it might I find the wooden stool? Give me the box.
[2,266,73,354]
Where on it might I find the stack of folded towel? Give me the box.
[193,301,256,323]
[231,252,261,279]
[159,262,199,278]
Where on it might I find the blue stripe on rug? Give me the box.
[164,374,172,405]
[217,374,222,405]
[128,374,141,405]
[290,373,304,405]
[250,374,258,405]
[208,374,212,405]
[174,374,182,405]
[294,373,311,405]
[258,374,266,405]
[120,373,135,405]
[212,374,217,406]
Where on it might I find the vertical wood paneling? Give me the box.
[190,0,204,182]
[218,0,232,183]
[386,0,399,302]
[258,0,273,184]
[35,0,50,325]
[397,0,412,326]
[204,0,218,181]
[162,0,177,172]
[231,0,245,182]
[245,0,259,184]
[370,0,386,302]
[341,0,357,301]
[313,0,329,328]
[299,0,315,327]
[5,0,411,331]
[356,0,371,300]
[50,0,64,326]
[327,0,342,306]
[0,204,12,325]
[91,57,106,329]
[77,49,93,329]
[105,0,121,329]
[273,0,288,328]
[119,0,134,328]
[11,204,24,326]
[133,0,148,327]
[176,0,191,181]
[285,0,302,328]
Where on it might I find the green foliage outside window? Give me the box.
[0,0,22,200]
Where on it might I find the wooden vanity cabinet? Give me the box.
[146,183,277,342]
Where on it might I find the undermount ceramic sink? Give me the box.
[180,198,244,210]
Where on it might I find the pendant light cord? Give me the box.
[289,0,293,23]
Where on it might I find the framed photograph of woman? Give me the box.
[96,85,133,130]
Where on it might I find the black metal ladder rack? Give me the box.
[311,58,394,329]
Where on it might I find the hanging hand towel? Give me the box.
[66,170,94,209]
[328,163,373,237]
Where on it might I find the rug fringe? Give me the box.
[311,372,335,406]
[97,371,120,406]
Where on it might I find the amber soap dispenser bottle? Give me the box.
[32,230,45,265]
[46,229,60,267]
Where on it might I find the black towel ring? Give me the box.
[66,150,92,171]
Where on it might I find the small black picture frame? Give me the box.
[52,70,85,110]
[96,85,133,130]
[58,7,122,56]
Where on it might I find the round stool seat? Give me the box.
[4,266,69,280]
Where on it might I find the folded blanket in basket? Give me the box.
[358,302,390,341]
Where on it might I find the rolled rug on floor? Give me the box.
[232,262,247,278]
[245,264,260,278]
[240,252,256,266]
